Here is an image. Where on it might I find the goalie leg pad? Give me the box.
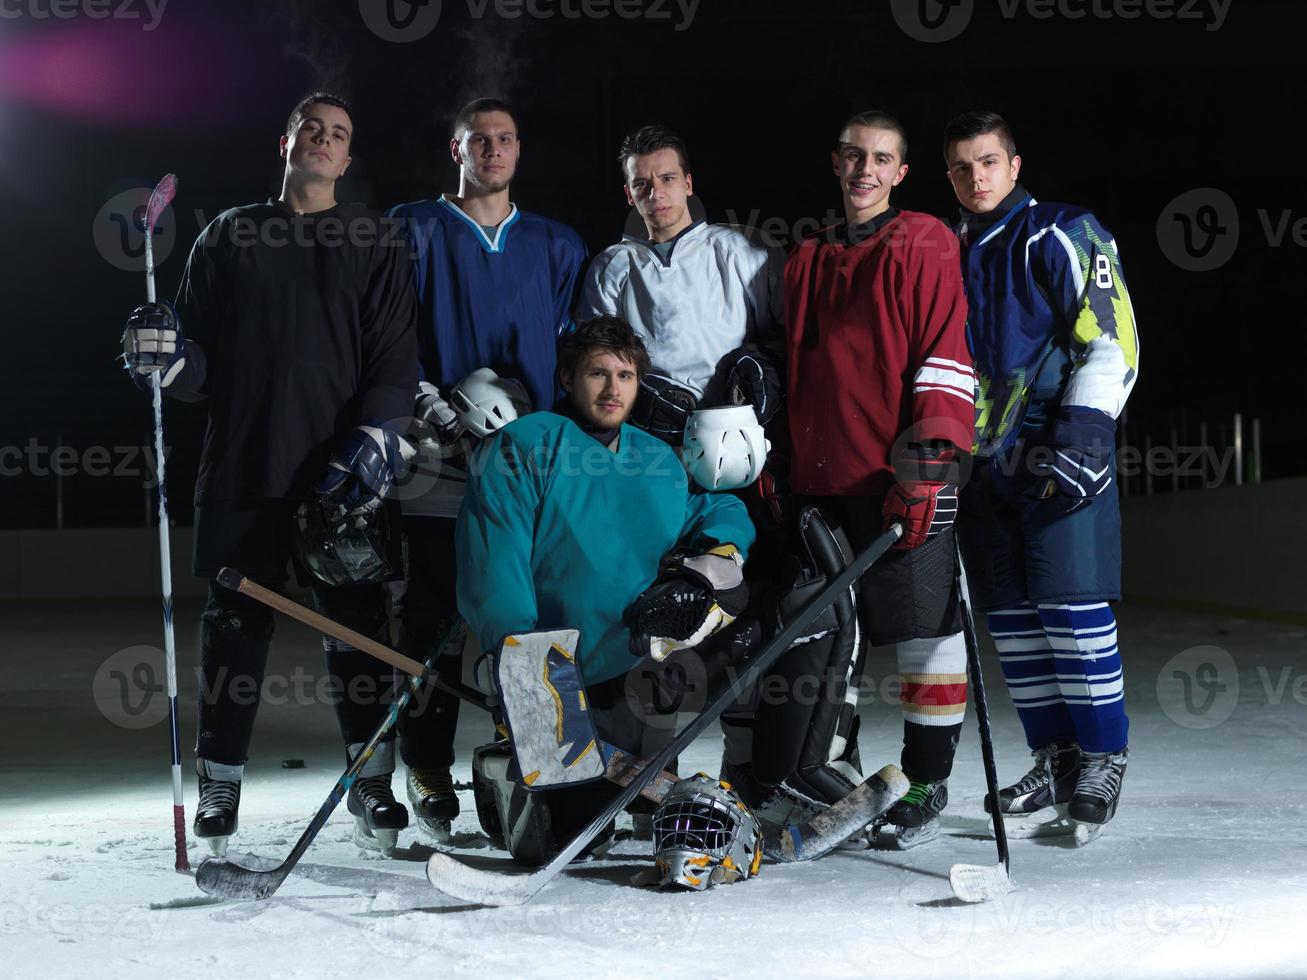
[752,507,862,800]
[495,629,606,789]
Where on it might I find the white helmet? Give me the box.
[680,406,768,491]
[450,368,532,438]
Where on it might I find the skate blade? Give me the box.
[1072,821,1104,847]
[415,815,453,844]
[1000,804,1074,840]
[353,819,399,858]
[892,816,941,850]
[203,836,229,859]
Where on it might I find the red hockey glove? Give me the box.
[883,443,962,550]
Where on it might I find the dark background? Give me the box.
[3,0,1302,528]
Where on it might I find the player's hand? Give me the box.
[625,545,748,661]
[883,443,961,549]
[121,301,204,392]
[317,424,416,516]
[412,382,470,458]
[1036,407,1115,515]
[724,349,783,425]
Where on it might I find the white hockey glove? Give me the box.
[412,381,471,458]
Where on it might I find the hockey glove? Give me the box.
[121,301,206,394]
[1036,406,1116,514]
[723,348,784,425]
[625,544,749,662]
[883,442,961,550]
[412,381,471,459]
[316,424,416,516]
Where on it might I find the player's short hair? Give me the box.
[559,316,652,382]
[286,92,354,141]
[837,110,908,163]
[618,125,690,180]
[942,110,1017,161]
[453,98,519,141]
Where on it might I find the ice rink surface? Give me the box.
[4,598,1306,978]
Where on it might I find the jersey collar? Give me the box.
[439,194,521,253]
[623,219,706,267]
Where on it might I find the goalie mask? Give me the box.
[450,368,532,438]
[294,494,392,587]
[653,773,762,890]
[680,406,769,491]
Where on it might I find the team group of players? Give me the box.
[120,91,1139,866]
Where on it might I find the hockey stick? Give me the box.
[196,654,437,901]
[138,174,188,873]
[947,556,1016,903]
[426,521,904,906]
[215,568,493,709]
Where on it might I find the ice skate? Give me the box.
[348,772,408,857]
[1068,747,1128,845]
[880,778,947,849]
[194,759,242,858]
[988,739,1081,838]
[406,767,458,843]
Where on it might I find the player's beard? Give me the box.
[469,172,512,195]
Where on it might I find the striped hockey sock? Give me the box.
[896,632,967,781]
[987,604,1076,750]
[1035,602,1128,753]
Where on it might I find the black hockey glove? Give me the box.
[625,544,749,662]
[1035,406,1116,514]
[723,347,784,425]
[121,301,206,394]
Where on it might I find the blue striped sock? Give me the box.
[1035,602,1129,753]
[986,604,1075,750]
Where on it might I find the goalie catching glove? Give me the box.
[625,544,748,662]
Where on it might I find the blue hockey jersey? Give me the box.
[387,195,587,410]
[957,192,1140,457]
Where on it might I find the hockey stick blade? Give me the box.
[196,857,289,902]
[426,519,903,906]
[948,861,1015,903]
[145,173,178,229]
[765,763,908,863]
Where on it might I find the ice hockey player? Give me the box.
[577,124,790,798]
[783,110,976,848]
[943,110,1138,841]
[455,315,757,863]
[387,98,587,838]
[120,93,418,856]
[577,124,785,443]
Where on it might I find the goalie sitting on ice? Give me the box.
[456,315,762,863]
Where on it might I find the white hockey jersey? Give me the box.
[578,221,784,400]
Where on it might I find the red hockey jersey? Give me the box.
[785,210,975,496]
